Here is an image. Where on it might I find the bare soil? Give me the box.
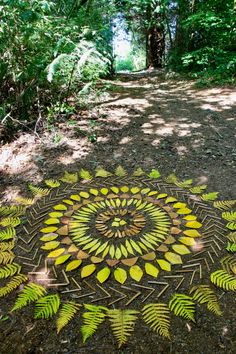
[0,71,236,354]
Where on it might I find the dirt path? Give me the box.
[0,72,236,354]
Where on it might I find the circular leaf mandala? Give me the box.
[0,167,235,346]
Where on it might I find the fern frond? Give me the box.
[148,169,161,179]
[175,179,193,188]
[142,303,170,338]
[201,192,219,201]
[190,285,222,316]
[60,171,78,183]
[0,263,21,279]
[115,166,127,177]
[56,302,81,333]
[44,179,61,188]
[133,167,145,176]
[0,250,15,265]
[0,217,21,227]
[108,309,139,348]
[165,174,178,183]
[81,304,107,343]
[28,184,50,197]
[95,168,112,177]
[226,222,236,231]
[189,185,207,194]
[222,211,236,222]
[0,274,27,297]
[34,294,60,319]
[12,283,47,311]
[0,205,25,217]
[15,196,35,205]
[211,269,236,291]
[0,227,16,241]
[226,242,236,252]
[0,240,14,251]
[169,294,195,322]
[79,169,93,180]
[227,232,236,243]
[221,255,236,274]
[213,200,236,211]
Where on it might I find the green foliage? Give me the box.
[190,285,222,316]
[0,250,15,265]
[34,294,61,319]
[0,263,21,279]
[0,274,27,298]
[108,309,139,348]
[226,242,236,252]
[0,227,16,241]
[142,303,170,338]
[211,269,236,291]
[56,302,81,333]
[12,283,47,311]
[81,304,108,343]
[169,293,195,322]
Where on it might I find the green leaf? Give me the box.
[81,304,107,343]
[34,294,60,319]
[12,283,47,311]
[210,269,236,291]
[142,303,170,338]
[0,263,21,279]
[0,274,27,298]
[0,227,16,241]
[148,169,161,179]
[190,285,222,316]
[169,294,195,322]
[56,302,81,333]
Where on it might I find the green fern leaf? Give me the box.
[0,206,25,217]
[60,171,78,183]
[227,232,236,243]
[0,274,27,297]
[0,250,15,265]
[190,285,222,316]
[79,169,93,180]
[221,255,236,274]
[15,196,35,205]
[95,167,112,177]
[56,302,81,333]
[108,309,139,348]
[175,179,193,188]
[34,294,60,319]
[0,241,14,251]
[201,192,219,201]
[169,294,195,322]
[165,173,178,183]
[211,269,236,291]
[44,179,61,188]
[28,184,50,197]
[189,185,207,194]
[226,242,236,252]
[142,303,170,338]
[115,166,127,177]
[148,169,161,179]
[0,217,21,227]
[222,211,236,222]
[226,222,236,231]
[81,304,107,343]
[0,263,21,279]
[0,227,16,241]
[213,200,236,211]
[12,283,47,311]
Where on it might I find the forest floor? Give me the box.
[0,71,236,353]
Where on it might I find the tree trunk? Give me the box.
[146,25,165,68]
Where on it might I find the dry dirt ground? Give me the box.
[0,71,235,354]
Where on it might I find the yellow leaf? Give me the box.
[66,259,82,271]
[165,252,182,264]
[141,188,151,195]
[125,240,134,255]
[179,237,196,246]
[40,226,58,233]
[185,221,202,229]
[60,171,78,183]
[120,186,129,193]
[120,244,128,257]
[130,239,142,254]
[79,169,93,180]
[115,166,127,177]
[70,194,81,201]
[148,191,158,196]
[89,189,99,196]
[44,218,60,225]
[184,215,197,220]
[95,168,112,177]
[41,241,60,250]
[96,267,111,283]
[62,199,74,205]
[165,197,177,203]
[40,233,58,242]
[111,186,119,194]
[130,265,143,282]
[133,167,145,176]
[81,264,96,278]
[44,179,61,188]
[114,268,127,284]
[49,212,63,218]
[172,244,190,255]
[177,208,192,215]
[156,259,171,271]
[53,204,67,211]
[100,188,109,195]
[145,263,159,277]
[79,191,90,199]
[47,248,65,258]
[183,229,201,237]
[173,202,186,209]
[90,256,103,263]
[55,254,71,265]
[115,247,122,259]
[157,193,168,199]
[102,245,110,258]
[131,187,140,194]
